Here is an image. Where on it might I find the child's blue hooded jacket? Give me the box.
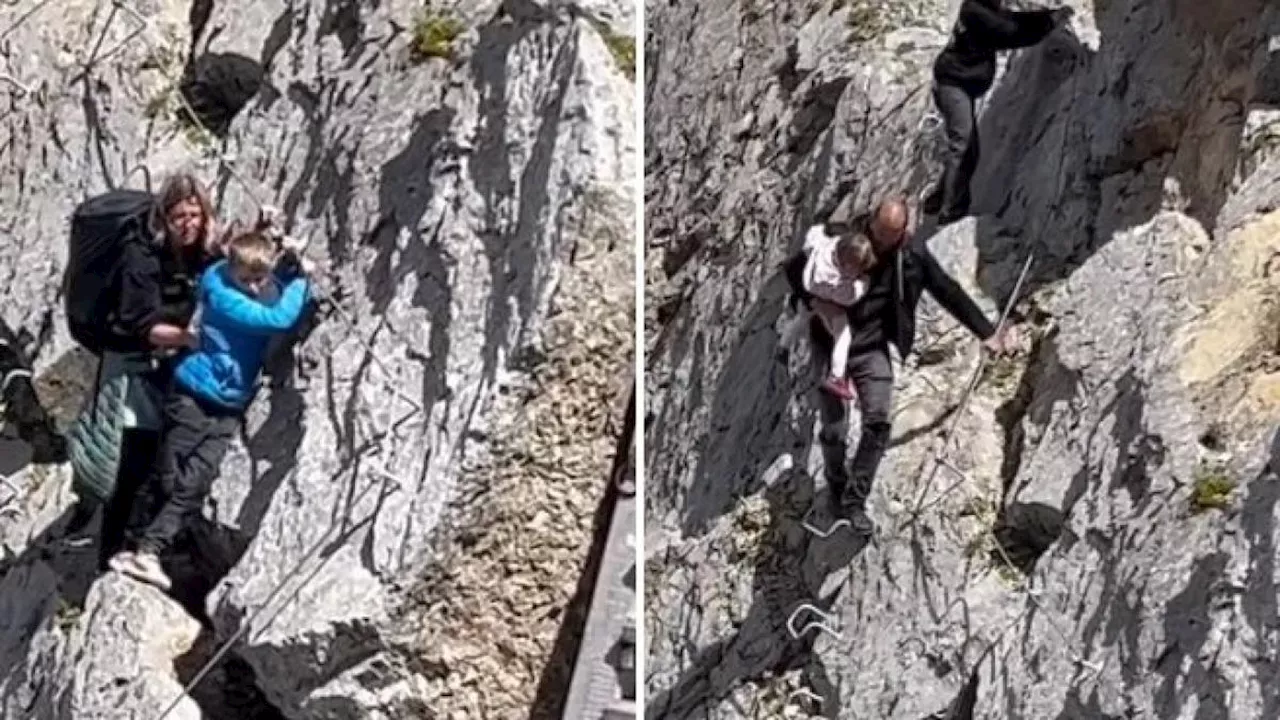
[174,259,310,410]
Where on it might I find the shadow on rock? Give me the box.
[0,320,70,477]
[0,504,102,698]
[469,4,577,394]
[1152,551,1232,717]
[925,667,980,720]
[1236,427,1280,718]
[174,629,287,720]
[680,272,801,538]
[990,502,1064,576]
[647,462,871,719]
[962,0,1273,305]
[1257,43,1280,107]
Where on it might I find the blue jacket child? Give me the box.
[175,257,310,409]
[108,230,311,591]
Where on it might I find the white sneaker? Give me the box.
[110,550,172,591]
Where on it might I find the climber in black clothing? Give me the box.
[922,0,1074,225]
[785,198,1018,533]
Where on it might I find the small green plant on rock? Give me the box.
[1191,464,1236,513]
[841,0,926,43]
[592,21,635,81]
[727,496,772,565]
[982,354,1022,391]
[412,9,464,61]
[993,560,1023,587]
[847,3,890,41]
[54,599,81,633]
[580,185,629,251]
[179,114,217,152]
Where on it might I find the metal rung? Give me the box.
[787,688,825,707]
[918,112,943,133]
[1073,656,1103,673]
[1,476,21,496]
[786,604,842,640]
[368,466,405,493]
[801,506,850,538]
[0,71,31,95]
[1,368,31,393]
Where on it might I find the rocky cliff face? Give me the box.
[645,0,1280,718]
[0,0,635,718]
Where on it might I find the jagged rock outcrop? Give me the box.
[645,0,1280,718]
[2,568,204,720]
[0,0,634,717]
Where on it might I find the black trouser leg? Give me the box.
[63,492,99,536]
[138,392,236,556]
[97,428,161,571]
[932,82,979,222]
[816,386,850,505]
[843,346,895,512]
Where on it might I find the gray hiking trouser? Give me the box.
[815,344,894,511]
[932,82,980,220]
[138,390,238,556]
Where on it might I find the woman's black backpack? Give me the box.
[62,189,155,355]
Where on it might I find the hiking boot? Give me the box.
[821,376,855,401]
[839,498,875,535]
[845,507,875,535]
[109,550,172,591]
[57,502,98,548]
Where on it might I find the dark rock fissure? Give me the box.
[987,324,1075,574]
[175,628,287,720]
[990,502,1065,576]
[924,667,979,720]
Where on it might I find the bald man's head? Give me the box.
[868,196,910,252]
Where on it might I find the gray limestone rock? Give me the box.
[645,0,1280,718]
[0,0,634,717]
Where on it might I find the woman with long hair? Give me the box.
[63,172,224,571]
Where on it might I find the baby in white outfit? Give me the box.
[799,224,875,400]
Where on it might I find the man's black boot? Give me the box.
[840,493,875,535]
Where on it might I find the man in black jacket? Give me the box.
[786,198,1017,532]
[922,0,1073,225]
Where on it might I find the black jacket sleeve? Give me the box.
[917,248,997,340]
[115,241,164,341]
[961,2,1057,50]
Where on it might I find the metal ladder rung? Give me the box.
[801,506,851,538]
[786,603,842,640]
[787,688,825,708]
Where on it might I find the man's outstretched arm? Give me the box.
[961,1,1061,50]
[917,248,997,340]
